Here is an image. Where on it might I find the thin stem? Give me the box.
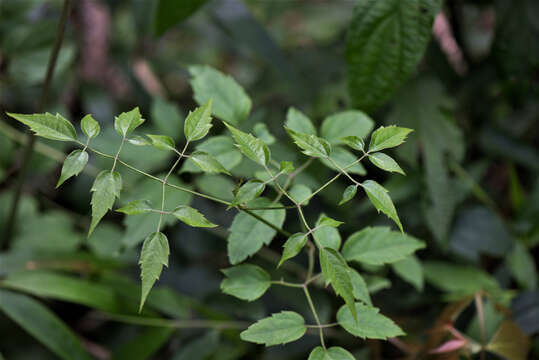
[306,323,338,329]
[111,137,126,172]
[3,0,72,249]
[157,142,189,231]
[303,285,326,349]
[327,156,361,187]
[475,292,486,359]
[270,280,305,288]
[273,158,313,203]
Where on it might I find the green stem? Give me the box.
[3,0,72,249]
[271,280,305,288]
[303,285,326,349]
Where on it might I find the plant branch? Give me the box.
[3,0,72,249]
[303,285,326,349]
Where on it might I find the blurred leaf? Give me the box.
[195,174,235,202]
[320,110,374,145]
[289,184,312,205]
[279,233,307,267]
[486,320,530,360]
[346,0,441,112]
[285,107,316,135]
[151,97,183,139]
[153,0,208,35]
[240,311,306,346]
[0,290,92,360]
[112,327,175,360]
[8,46,74,85]
[221,264,271,301]
[466,300,504,343]
[227,198,286,264]
[507,242,537,290]
[172,331,220,360]
[391,255,424,291]
[189,65,251,125]
[320,147,366,175]
[253,123,275,145]
[337,302,404,339]
[139,232,170,311]
[181,136,242,173]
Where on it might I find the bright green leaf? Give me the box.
[147,134,176,151]
[341,136,365,152]
[81,114,100,139]
[285,127,331,158]
[280,161,294,174]
[116,200,154,215]
[278,233,307,268]
[0,290,92,360]
[172,205,217,228]
[184,99,213,142]
[89,170,122,236]
[368,126,413,152]
[391,255,424,291]
[139,232,170,311]
[337,302,404,339]
[369,152,404,175]
[7,112,77,142]
[189,65,251,125]
[114,107,144,137]
[189,151,230,175]
[231,180,265,207]
[339,185,358,205]
[240,311,306,346]
[308,346,356,360]
[361,180,402,231]
[224,122,269,165]
[56,150,88,188]
[221,264,271,301]
[285,107,316,135]
[321,110,374,145]
[342,227,424,265]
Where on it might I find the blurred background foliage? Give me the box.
[0,0,538,359]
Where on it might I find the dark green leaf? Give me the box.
[240,311,306,346]
[221,264,271,301]
[391,255,424,291]
[172,205,217,228]
[507,242,537,290]
[81,114,100,139]
[56,150,88,188]
[285,127,331,158]
[337,302,404,339]
[189,65,251,125]
[0,290,92,360]
[346,0,442,112]
[339,185,358,205]
[139,232,170,311]
[112,327,174,360]
[7,112,77,141]
[361,180,402,231]
[278,233,307,267]
[89,170,122,236]
[153,0,208,35]
[342,227,424,265]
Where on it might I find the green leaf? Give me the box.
[321,110,374,145]
[189,151,230,175]
[172,331,220,360]
[116,200,153,215]
[7,112,77,141]
[81,114,100,139]
[114,107,144,137]
[231,180,265,207]
[56,150,88,188]
[369,126,413,152]
[342,227,424,265]
[346,0,442,112]
[113,327,174,360]
[507,242,537,290]
[181,136,242,173]
[317,214,343,228]
[308,346,356,360]
[139,232,170,311]
[320,147,366,175]
[391,255,424,291]
[1,271,124,313]
[339,185,358,205]
[172,205,217,228]
[128,135,151,146]
[254,123,276,145]
[278,233,307,267]
[0,289,92,360]
[320,248,357,321]
[240,311,306,346]
[337,302,404,339]
[151,96,183,139]
[285,107,317,135]
[189,65,251,124]
[221,264,271,301]
[313,214,342,251]
[224,122,270,165]
[341,136,365,152]
[365,275,392,294]
[184,99,213,142]
[349,268,372,305]
[280,161,294,174]
[368,152,404,175]
[153,0,208,35]
[228,198,286,264]
[89,170,122,236]
[147,134,176,151]
[289,184,312,205]
[285,126,331,158]
[361,180,402,231]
